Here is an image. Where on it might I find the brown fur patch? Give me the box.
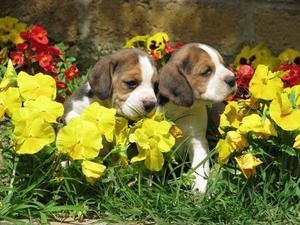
[159,43,216,106]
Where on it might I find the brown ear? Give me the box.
[88,57,115,100]
[158,61,194,107]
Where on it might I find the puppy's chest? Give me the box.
[163,102,208,137]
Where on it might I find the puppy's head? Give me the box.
[158,43,236,107]
[88,48,158,120]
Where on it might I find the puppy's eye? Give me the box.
[200,67,212,76]
[124,80,138,89]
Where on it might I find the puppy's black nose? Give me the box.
[224,76,236,87]
[144,101,156,113]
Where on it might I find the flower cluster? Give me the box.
[0,60,63,154]
[0,16,26,45]
[217,64,300,179]
[0,17,82,101]
[231,44,300,100]
[56,104,178,183]
[124,32,182,66]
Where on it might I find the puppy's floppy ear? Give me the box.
[88,56,116,100]
[158,61,194,107]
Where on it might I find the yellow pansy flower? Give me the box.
[129,118,175,171]
[249,65,283,100]
[278,48,300,65]
[293,134,300,149]
[17,72,57,100]
[56,118,103,160]
[0,16,18,30]
[225,131,249,152]
[215,139,234,166]
[124,35,149,48]
[233,43,280,70]
[269,92,300,131]
[23,96,64,123]
[233,45,251,69]
[0,59,17,91]
[13,118,55,154]
[0,87,22,117]
[82,160,106,184]
[146,32,169,52]
[0,16,26,45]
[238,114,277,138]
[235,153,263,179]
[11,107,40,124]
[130,119,175,152]
[80,102,116,142]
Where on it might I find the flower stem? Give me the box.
[7,155,19,200]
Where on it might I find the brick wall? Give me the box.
[1,0,299,64]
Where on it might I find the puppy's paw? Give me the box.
[192,176,208,193]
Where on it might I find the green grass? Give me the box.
[0,119,300,225]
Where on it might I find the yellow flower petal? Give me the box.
[225,131,249,152]
[293,134,300,148]
[146,32,169,52]
[80,102,116,142]
[0,104,5,119]
[24,96,64,123]
[131,145,146,163]
[238,114,277,137]
[144,147,164,172]
[17,72,57,100]
[278,48,300,65]
[0,87,22,117]
[235,154,262,179]
[249,65,283,100]
[56,118,103,160]
[114,117,129,145]
[270,92,300,131]
[124,35,149,48]
[216,139,234,166]
[13,118,55,154]
[0,59,17,90]
[82,160,106,184]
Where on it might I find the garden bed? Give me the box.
[0,17,299,224]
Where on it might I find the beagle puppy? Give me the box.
[158,43,236,192]
[63,48,158,123]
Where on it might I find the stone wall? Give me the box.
[1,0,299,64]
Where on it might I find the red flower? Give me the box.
[279,64,300,88]
[35,51,53,68]
[54,76,67,89]
[16,43,28,50]
[10,51,24,65]
[64,64,79,81]
[30,24,48,45]
[20,31,29,40]
[165,42,176,54]
[175,42,183,49]
[44,64,58,74]
[231,65,254,100]
[30,40,47,52]
[48,46,62,56]
[150,50,161,61]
